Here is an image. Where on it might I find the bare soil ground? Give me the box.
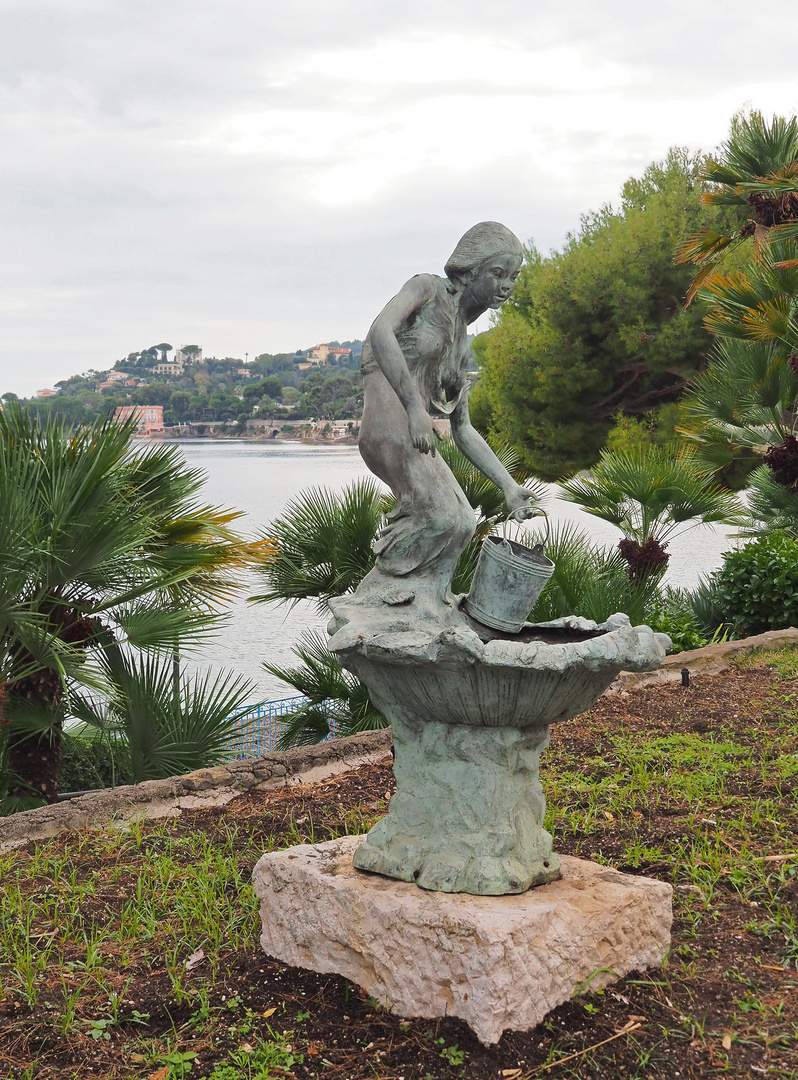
[1,657,797,1079]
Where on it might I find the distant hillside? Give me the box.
[9,341,365,427]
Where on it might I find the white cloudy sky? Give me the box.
[1,0,797,398]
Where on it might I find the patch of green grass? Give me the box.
[202,1028,302,1080]
[0,790,386,1079]
[544,731,757,842]
[732,643,798,679]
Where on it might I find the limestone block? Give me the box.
[252,835,673,1045]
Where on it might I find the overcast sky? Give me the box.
[1,0,797,398]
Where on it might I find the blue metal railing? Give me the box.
[225,695,348,758]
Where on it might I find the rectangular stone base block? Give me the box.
[252,835,673,1045]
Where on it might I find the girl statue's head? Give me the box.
[444,221,524,282]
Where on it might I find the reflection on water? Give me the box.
[172,440,738,701]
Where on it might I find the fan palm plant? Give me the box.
[675,111,798,305]
[678,338,798,472]
[675,114,798,434]
[525,522,661,626]
[559,445,743,578]
[737,463,798,537]
[263,630,384,749]
[252,478,390,612]
[696,235,798,357]
[67,642,259,783]
[0,403,268,806]
[674,112,798,536]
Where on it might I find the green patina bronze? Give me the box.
[327,223,669,895]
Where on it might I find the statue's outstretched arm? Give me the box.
[367,276,438,455]
[451,395,537,514]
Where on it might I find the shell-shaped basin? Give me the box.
[328,613,670,729]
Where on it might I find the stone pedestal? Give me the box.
[252,835,673,1045]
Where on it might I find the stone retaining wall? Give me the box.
[611,626,798,692]
[2,627,796,853]
[0,729,393,854]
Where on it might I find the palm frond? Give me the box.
[736,160,798,195]
[771,221,798,243]
[737,464,798,538]
[264,630,352,701]
[275,705,335,750]
[265,629,386,750]
[524,522,659,626]
[703,112,798,185]
[252,478,388,611]
[683,263,726,307]
[675,228,734,265]
[91,646,259,783]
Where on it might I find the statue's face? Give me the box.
[467,253,522,311]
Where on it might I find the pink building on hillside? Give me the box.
[113,405,164,436]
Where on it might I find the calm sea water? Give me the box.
[174,440,737,701]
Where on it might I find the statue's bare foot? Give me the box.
[382,590,415,606]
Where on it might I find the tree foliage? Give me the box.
[473,150,741,479]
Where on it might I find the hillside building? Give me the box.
[153,359,185,377]
[174,346,202,365]
[308,344,352,365]
[114,405,164,436]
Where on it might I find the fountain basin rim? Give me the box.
[328,612,671,676]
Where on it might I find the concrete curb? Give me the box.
[0,729,393,854]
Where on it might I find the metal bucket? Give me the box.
[466,512,555,633]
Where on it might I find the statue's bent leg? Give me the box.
[358,377,475,605]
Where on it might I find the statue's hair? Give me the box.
[444,221,523,280]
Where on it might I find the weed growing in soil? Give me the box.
[1,648,797,1078]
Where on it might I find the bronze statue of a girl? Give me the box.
[354,221,536,620]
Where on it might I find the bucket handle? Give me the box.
[502,506,550,547]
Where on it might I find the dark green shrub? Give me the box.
[690,575,736,640]
[645,587,710,653]
[59,734,133,793]
[709,531,798,637]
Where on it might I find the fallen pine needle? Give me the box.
[756,853,798,862]
[524,1022,642,1076]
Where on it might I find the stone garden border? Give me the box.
[2,627,796,854]
[611,626,798,692]
[0,729,393,854]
